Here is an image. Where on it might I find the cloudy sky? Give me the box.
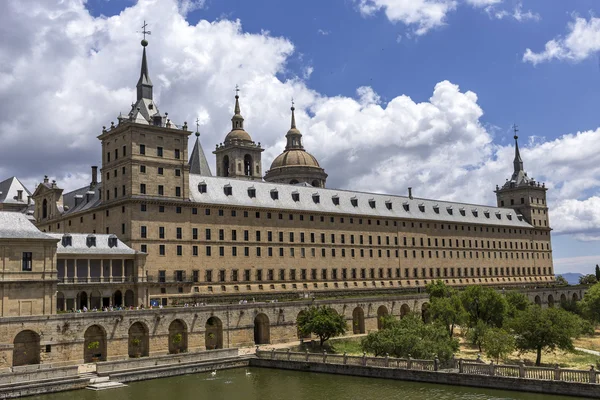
[1,0,599,274]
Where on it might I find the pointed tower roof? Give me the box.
[136,41,153,100]
[285,103,304,151]
[189,126,212,176]
[513,134,524,173]
[498,126,533,190]
[224,89,253,143]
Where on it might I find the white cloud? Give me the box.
[303,66,314,79]
[489,3,539,22]
[1,0,600,244]
[524,16,600,65]
[466,0,502,7]
[554,255,600,274]
[317,29,330,36]
[176,0,205,16]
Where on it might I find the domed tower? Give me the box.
[213,91,263,180]
[264,104,327,187]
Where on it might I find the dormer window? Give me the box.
[198,182,207,194]
[350,197,358,207]
[403,202,409,212]
[86,235,96,248]
[332,195,340,206]
[495,211,502,219]
[224,184,233,196]
[248,187,256,198]
[418,203,425,212]
[447,206,453,215]
[517,215,523,221]
[312,193,320,204]
[292,192,300,202]
[385,201,392,210]
[62,234,72,247]
[108,235,118,248]
[472,209,478,217]
[507,214,512,220]
[369,199,376,209]
[459,208,466,216]
[484,210,490,218]
[433,204,440,214]
[270,189,279,200]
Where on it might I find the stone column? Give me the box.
[87,259,91,282]
[100,260,105,282]
[121,259,126,282]
[109,259,113,283]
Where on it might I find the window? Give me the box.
[193,228,198,240]
[140,165,146,173]
[175,169,181,177]
[140,144,146,155]
[159,227,165,239]
[157,146,163,157]
[158,167,164,175]
[176,227,182,239]
[175,187,181,197]
[140,183,146,194]
[158,185,164,195]
[175,149,181,159]
[22,252,32,271]
[159,245,165,255]
[141,226,147,238]
[158,270,166,283]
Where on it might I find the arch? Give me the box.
[205,316,223,350]
[560,293,567,303]
[547,294,555,308]
[254,313,270,345]
[128,322,149,358]
[42,199,48,219]
[78,291,88,310]
[114,290,123,307]
[296,311,311,339]
[124,290,135,307]
[84,325,107,363]
[400,304,410,318]
[223,156,230,177]
[289,179,299,185]
[572,293,579,302]
[13,330,40,367]
[56,292,65,312]
[244,154,253,176]
[169,319,188,354]
[377,305,389,330]
[90,290,102,310]
[534,295,542,306]
[352,307,365,334]
[421,302,431,323]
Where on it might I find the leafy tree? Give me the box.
[579,274,597,285]
[297,306,347,346]
[467,320,489,352]
[507,306,584,366]
[504,291,530,318]
[482,328,515,363]
[579,282,600,323]
[429,291,466,337]
[554,275,569,286]
[361,313,458,362]
[426,280,451,299]
[596,265,600,283]
[460,286,508,329]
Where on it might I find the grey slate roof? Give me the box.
[0,212,57,240]
[0,177,32,205]
[61,184,102,215]
[47,233,137,255]
[189,134,212,176]
[188,175,533,228]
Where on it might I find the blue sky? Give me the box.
[1,0,600,273]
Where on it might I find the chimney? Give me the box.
[408,187,413,200]
[43,175,49,184]
[16,190,23,201]
[91,166,98,186]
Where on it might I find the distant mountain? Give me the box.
[557,273,583,285]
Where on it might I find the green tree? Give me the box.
[508,306,584,366]
[554,275,569,286]
[596,265,600,282]
[426,280,451,299]
[504,291,530,318]
[482,328,515,363]
[429,291,466,337]
[297,306,347,346]
[579,282,600,323]
[460,286,508,328]
[467,320,489,352]
[579,274,597,285]
[361,313,458,361]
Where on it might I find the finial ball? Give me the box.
[195,132,200,137]
[514,135,518,140]
[141,39,148,47]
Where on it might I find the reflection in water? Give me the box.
[28,368,581,400]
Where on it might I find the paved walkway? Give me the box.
[575,347,600,356]
[238,334,368,355]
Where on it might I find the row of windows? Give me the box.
[106,145,181,162]
[500,197,546,207]
[139,184,181,197]
[139,226,551,251]
[158,265,552,284]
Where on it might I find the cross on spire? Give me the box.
[291,97,295,108]
[512,123,519,140]
[195,117,200,137]
[235,84,240,98]
[139,20,151,42]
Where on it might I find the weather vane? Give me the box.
[512,123,519,140]
[235,84,240,96]
[138,20,151,42]
[291,97,295,108]
[195,117,200,133]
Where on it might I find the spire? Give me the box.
[290,99,297,129]
[231,85,244,130]
[136,40,153,101]
[189,118,212,176]
[285,100,304,151]
[513,124,523,174]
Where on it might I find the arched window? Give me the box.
[223,156,230,177]
[42,199,48,219]
[244,155,252,176]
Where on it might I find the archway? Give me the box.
[560,294,567,303]
[296,311,311,339]
[352,307,365,334]
[84,325,107,363]
[534,295,542,306]
[56,292,65,312]
[244,154,253,176]
[400,304,410,318]
[223,156,230,177]
[205,316,223,350]
[13,330,40,367]
[572,293,579,302]
[128,322,149,358]
[547,295,555,308]
[124,290,135,307]
[78,291,88,310]
[90,290,102,310]
[169,319,188,354]
[254,313,270,345]
[114,290,123,307]
[421,302,431,323]
[377,305,389,330]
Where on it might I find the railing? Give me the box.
[256,350,599,385]
[58,276,145,284]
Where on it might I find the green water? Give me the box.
[30,368,583,400]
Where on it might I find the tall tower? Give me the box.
[495,132,550,229]
[213,91,263,180]
[264,103,327,187]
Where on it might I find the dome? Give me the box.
[270,150,321,169]
[225,129,252,142]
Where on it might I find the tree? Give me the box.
[426,280,451,299]
[429,291,466,337]
[296,306,347,346]
[361,313,458,361]
[505,291,530,318]
[482,328,515,363]
[579,282,600,323]
[554,275,569,286]
[460,286,508,328]
[596,265,600,282]
[467,320,489,352]
[508,306,584,366]
[579,274,597,285]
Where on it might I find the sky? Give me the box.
[1,0,599,274]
